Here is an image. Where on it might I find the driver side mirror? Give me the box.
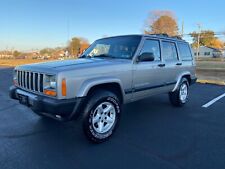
[138,52,155,62]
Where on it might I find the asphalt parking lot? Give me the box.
[0,66,225,169]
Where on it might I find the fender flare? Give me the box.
[76,77,125,98]
[172,72,191,92]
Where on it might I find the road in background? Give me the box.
[0,67,225,169]
[196,60,225,82]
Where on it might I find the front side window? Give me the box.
[140,39,161,61]
[162,41,178,61]
[81,36,141,59]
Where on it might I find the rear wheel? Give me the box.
[169,78,189,107]
[82,89,121,143]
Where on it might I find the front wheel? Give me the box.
[82,89,121,143]
[169,78,189,107]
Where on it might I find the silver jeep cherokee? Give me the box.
[9,34,197,143]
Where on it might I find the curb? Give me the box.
[197,79,225,86]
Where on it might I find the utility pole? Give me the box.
[181,20,184,37]
[196,23,201,60]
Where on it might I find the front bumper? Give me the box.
[9,86,85,121]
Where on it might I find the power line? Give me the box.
[182,32,225,36]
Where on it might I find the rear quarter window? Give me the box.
[177,43,193,61]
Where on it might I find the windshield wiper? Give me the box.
[80,54,91,58]
[79,54,85,58]
[93,54,115,59]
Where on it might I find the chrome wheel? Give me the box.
[92,102,116,134]
[179,83,188,103]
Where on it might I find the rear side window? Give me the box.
[162,41,178,61]
[178,43,192,60]
[140,39,161,61]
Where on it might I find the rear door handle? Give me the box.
[176,62,182,66]
[158,63,165,67]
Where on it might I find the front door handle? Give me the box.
[158,63,165,67]
[176,62,182,66]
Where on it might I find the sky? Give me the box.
[1,0,225,51]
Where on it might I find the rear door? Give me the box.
[132,38,168,101]
[161,40,181,90]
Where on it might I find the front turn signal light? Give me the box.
[44,89,57,96]
[62,79,67,96]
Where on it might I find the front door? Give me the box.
[132,38,167,101]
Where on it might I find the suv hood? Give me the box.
[16,58,131,73]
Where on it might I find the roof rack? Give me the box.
[151,33,169,37]
[171,36,183,40]
[149,34,184,40]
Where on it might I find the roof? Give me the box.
[98,34,187,43]
[200,46,223,51]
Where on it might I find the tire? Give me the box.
[82,89,121,143]
[169,78,189,107]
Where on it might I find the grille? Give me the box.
[17,70,44,93]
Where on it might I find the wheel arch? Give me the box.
[77,77,125,103]
[172,72,191,92]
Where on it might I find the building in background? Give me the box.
[192,46,224,58]
[222,48,225,57]
[0,51,13,59]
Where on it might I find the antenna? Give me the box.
[67,19,70,43]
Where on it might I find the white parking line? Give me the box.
[202,93,225,108]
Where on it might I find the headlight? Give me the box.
[13,70,18,85]
[44,75,57,90]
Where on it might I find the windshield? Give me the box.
[81,36,141,59]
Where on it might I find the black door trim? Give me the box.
[124,81,176,94]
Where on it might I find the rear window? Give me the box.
[177,43,192,60]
